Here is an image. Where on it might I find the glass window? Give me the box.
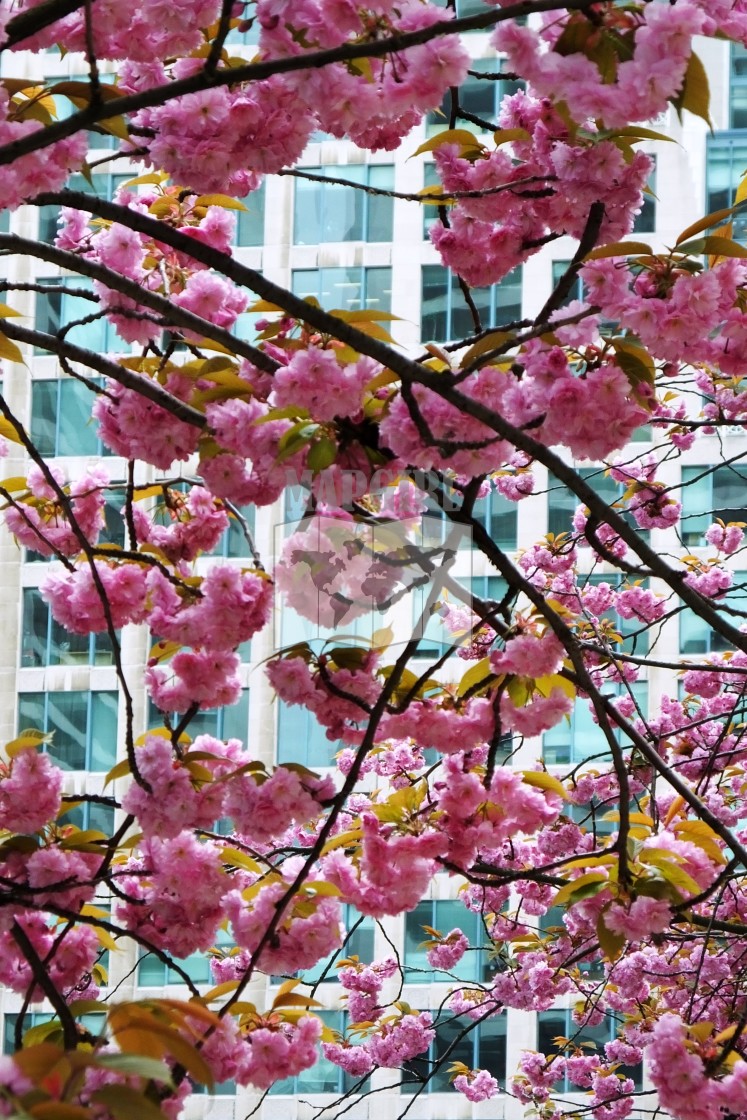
[30,377,105,456]
[35,277,121,355]
[680,570,747,655]
[421,264,522,342]
[212,503,257,559]
[404,900,496,984]
[294,165,393,244]
[706,134,747,241]
[270,1011,361,1095]
[537,1009,642,1091]
[147,689,250,743]
[550,259,585,309]
[277,702,341,769]
[472,488,517,550]
[38,173,129,244]
[59,799,115,835]
[732,43,747,129]
[21,588,117,667]
[402,1012,507,1094]
[18,690,119,772]
[680,465,747,546]
[292,267,392,313]
[543,682,648,766]
[547,469,649,542]
[235,180,266,247]
[139,926,234,988]
[426,59,523,135]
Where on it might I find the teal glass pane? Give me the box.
[430,1015,476,1092]
[473,490,517,550]
[324,165,366,242]
[494,264,522,324]
[89,691,119,771]
[138,953,167,986]
[220,504,256,558]
[47,691,88,770]
[221,688,250,742]
[50,612,90,665]
[87,802,115,835]
[21,588,49,667]
[58,378,100,455]
[18,693,45,737]
[363,267,392,312]
[478,1016,507,1088]
[422,162,440,240]
[680,571,747,654]
[681,466,747,546]
[632,157,656,234]
[421,263,447,340]
[235,180,266,246]
[277,702,337,768]
[367,165,394,241]
[450,270,491,340]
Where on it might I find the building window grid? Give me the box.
[147,689,250,744]
[291,266,392,313]
[421,264,523,342]
[21,587,117,668]
[543,681,648,767]
[537,1009,643,1091]
[706,133,747,240]
[404,899,497,985]
[402,1012,507,1094]
[293,164,394,245]
[426,58,523,136]
[680,570,747,655]
[18,689,119,772]
[30,375,113,458]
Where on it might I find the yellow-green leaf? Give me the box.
[597,909,625,963]
[0,332,23,363]
[195,194,248,211]
[411,128,484,158]
[521,770,568,800]
[104,757,132,786]
[553,871,609,909]
[585,240,653,261]
[673,50,712,128]
[676,208,737,246]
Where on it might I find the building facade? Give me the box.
[0,14,744,1120]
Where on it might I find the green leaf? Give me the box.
[552,872,609,909]
[456,657,496,698]
[104,757,131,786]
[672,50,712,127]
[584,240,653,261]
[307,434,337,472]
[493,127,531,145]
[6,729,52,757]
